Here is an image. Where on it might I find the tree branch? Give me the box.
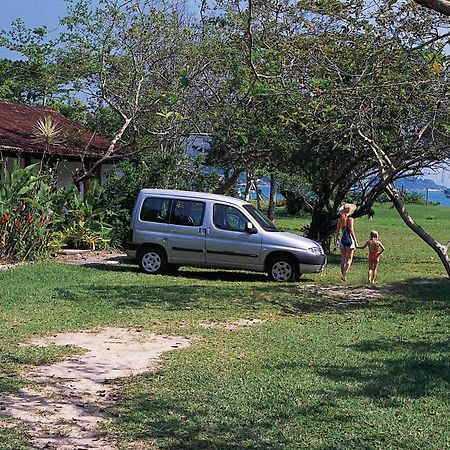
[413,0,450,16]
[412,31,450,51]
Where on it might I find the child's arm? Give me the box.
[378,242,385,254]
[357,240,369,249]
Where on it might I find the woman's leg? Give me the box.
[343,248,354,278]
[340,248,346,279]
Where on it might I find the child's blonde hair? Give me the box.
[370,230,379,239]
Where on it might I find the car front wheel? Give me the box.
[268,256,299,282]
[138,248,167,275]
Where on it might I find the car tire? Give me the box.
[138,247,167,275]
[267,256,299,282]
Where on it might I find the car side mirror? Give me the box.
[245,222,257,234]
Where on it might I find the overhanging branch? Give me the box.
[413,0,450,16]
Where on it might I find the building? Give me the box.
[0,101,119,189]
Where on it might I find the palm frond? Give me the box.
[32,116,64,146]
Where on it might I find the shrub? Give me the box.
[51,182,121,251]
[0,162,67,261]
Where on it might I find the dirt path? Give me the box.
[52,250,127,267]
[0,328,190,449]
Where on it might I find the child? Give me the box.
[358,230,385,284]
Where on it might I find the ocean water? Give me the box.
[421,190,450,207]
[252,186,450,208]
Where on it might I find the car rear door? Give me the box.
[135,196,171,253]
[167,198,207,265]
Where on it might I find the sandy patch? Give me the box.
[0,262,23,270]
[280,284,390,314]
[297,284,389,300]
[52,250,127,267]
[199,318,265,331]
[0,327,190,449]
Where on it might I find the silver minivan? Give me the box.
[125,189,326,281]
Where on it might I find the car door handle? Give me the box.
[198,228,210,235]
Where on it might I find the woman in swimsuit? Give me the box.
[358,230,385,284]
[335,203,358,281]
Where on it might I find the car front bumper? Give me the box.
[296,253,327,273]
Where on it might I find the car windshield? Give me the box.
[243,204,280,232]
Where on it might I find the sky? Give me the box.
[0,0,98,59]
[0,0,199,58]
[0,1,449,185]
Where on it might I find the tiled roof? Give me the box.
[0,101,115,158]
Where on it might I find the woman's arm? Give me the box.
[335,218,341,246]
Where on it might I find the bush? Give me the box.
[0,162,67,261]
[280,190,313,216]
[50,182,122,251]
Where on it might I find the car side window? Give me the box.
[170,199,205,227]
[213,204,249,232]
[140,197,171,223]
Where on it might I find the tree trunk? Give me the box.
[267,174,277,220]
[385,184,450,278]
[214,168,243,195]
[306,208,337,252]
[245,171,252,201]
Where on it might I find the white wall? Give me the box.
[0,155,114,190]
[56,160,84,189]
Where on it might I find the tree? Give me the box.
[0,20,68,105]
[57,0,198,184]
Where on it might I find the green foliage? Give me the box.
[0,161,66,260]
[0,19,67,105]
[50,182,120,251]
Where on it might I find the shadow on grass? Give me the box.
[0,374,21,394]
[58,283,275,311]
[79,258,324,283]
[51,269,449,318]
[385,278,450,314]
[314,336,450,404]
[108,385,288,449]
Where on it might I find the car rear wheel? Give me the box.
[268,256,299,282]
[138,248,167,275]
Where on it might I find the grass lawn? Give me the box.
[0,203,449,449]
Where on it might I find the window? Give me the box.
[243,204,280,231]
[140,197,171,223]
[171,199,205,227]
[213,204,249,232]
